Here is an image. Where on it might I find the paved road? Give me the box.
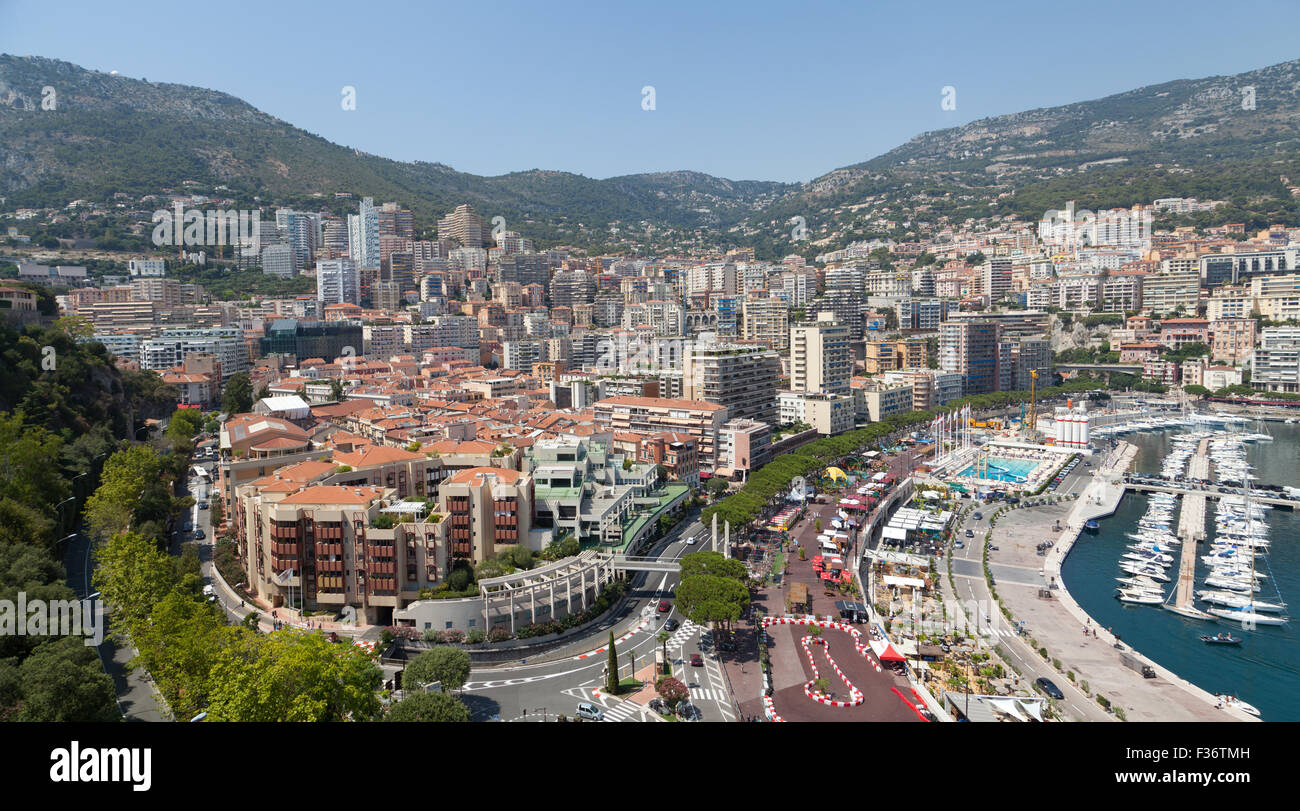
[63,528,169,722]
[460,517,738,722]
[944,458,1114,722]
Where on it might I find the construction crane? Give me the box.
[1028,369,1039,435]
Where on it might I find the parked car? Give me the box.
[972,512,983,520]
[648,698,671,715]
[1036,677,1065,699]
[964,529,974,538]
[193,529,205,540]
[676,702,702,721]
[664,618,680,632]
[690,653,704,667]
[575,702,604,721]
[658,600,671,613]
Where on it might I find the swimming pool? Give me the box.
[957,457,1040,482]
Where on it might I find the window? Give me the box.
[445,621,453,629]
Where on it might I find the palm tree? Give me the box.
[656,630,671,675]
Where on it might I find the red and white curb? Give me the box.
[800,635,864,707]
[763,615,883,672]
[763,694,784,722]
[574,619,650,660]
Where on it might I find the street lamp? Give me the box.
[189,712,207,722]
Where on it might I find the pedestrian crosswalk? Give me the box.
[600,700,651,723]
[983,627,1020,639]
[684,686,728,703]
[665,619,700,650]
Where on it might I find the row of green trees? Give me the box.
[701,377,1109,530]
[0,314,178,721]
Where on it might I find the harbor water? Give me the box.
[1061,421,1300,721]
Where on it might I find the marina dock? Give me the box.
[1120,481,1300,509]
[1170,439,1208,615]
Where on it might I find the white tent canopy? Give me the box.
[991,698,1028,721]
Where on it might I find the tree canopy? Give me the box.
[403,646,470,692]
[386,691,471,722]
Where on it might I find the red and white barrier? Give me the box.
[763,694,784,722]
[799,634,864,707]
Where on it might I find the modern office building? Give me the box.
[259,319,363,363]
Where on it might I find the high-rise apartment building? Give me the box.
[316,259,360,306]
[437,204,490,249]
[982,257,1013,303]
[790,311,851,396]
[682,342,780,425]
[742,295,790,351]
[940,319,1003,396]
[347,197,380,271]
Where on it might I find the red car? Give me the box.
[658,600,671,613]
[690,653,703,667]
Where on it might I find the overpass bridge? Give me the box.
[600,554,682,573]
[1120,480,1300,510]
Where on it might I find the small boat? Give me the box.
[1117,589,1164,605]
[1084,520,1100,532]
[1200,633,1241,645]
[1206,606,1289,626]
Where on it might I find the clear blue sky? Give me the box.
[3,0,1297,183]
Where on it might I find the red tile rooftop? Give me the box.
[279,485,386,505]
[446,466,521,485]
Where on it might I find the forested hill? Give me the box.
[0,55,790,242]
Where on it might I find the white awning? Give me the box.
[883,575,926,588]
[883,526,909,541]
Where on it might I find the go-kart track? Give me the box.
[761,616,925,723]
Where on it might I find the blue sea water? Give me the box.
[1061,424,1299,721]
